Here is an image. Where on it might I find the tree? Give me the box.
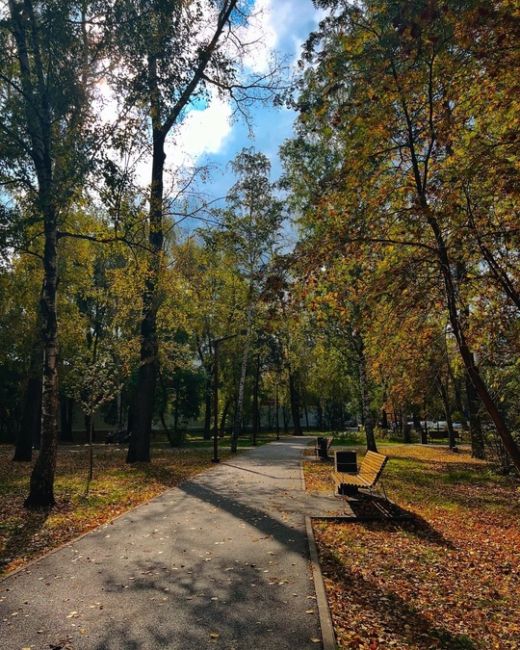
[110,0,277,462]
[1,0,108,506]
[214,148,284,451]
[283,0,520,472]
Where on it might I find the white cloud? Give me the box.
[142,0,282,179]
[99,0,321,189]
[129,86,234,191]
[238,0,278,74]
[165,88,233,174]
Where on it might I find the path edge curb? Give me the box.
[300,457,337,650]
[305,516,337,650]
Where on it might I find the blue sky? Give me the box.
[169,0,324,225]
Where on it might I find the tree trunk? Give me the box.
[437,377,457,449]
[220,396,230,437]
[231,330,250,453]
[303,395,310,432]
[288,369,302,436]
[412,409,425,443]
[252,355,260,446]
[317,400,323,431]
[60,396,73,443]
[203,377,212,440]
[397,82,520,469]
[426,209,520,471]
[8,0,60,508]
[282,405,289,433]
[403,411,412,444]
[357,343,377,452]
[172,381,181,445]
[465,371,485,459]
[127,129,165,463]
[422,412,429,445]
[447,359,468,430]
[13,338,42,462]
[158,371,175,447]
[84,411,96,444]
[275,385,280,440]
[25,213,59,509]
[85,414,94,495]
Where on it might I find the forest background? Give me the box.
[0,0,518,512]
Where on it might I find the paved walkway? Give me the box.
[1,438,346,649]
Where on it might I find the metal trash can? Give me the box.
[316,437,329,460]
[335,450,357,473]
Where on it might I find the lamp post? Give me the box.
[212,330,247,463]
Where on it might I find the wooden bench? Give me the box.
[334,450,388,496]
[315,436,333,460]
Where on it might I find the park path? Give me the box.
[1,438,345,650]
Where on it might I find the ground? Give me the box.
[0,438,321,650]
[0,433,277,577]
[304,443,520,650]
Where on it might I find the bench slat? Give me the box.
[335,451,388,490]
[333,472,370,487]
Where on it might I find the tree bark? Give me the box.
[231,328,250,453]
[220,395,230,437]
[357,343,377,452]
[25,211,59,508]
[275,384,280,440]
[127,128,165,463]
[282,405,289,434]
[437,377,457,449]
[303,395,310,432]
[412,409,426,443]
[465,371,485,459]
[397,77,520,471]
[427,209,520,471]
[252,355,261,445]
[317,399,323,431]
[13,337,42,461]
[8,0,60,508]
[203,376,212,440]
[59,396,73,443]
[288,368,303,436]
[403,412,412,444]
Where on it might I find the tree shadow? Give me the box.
[324,492,456,549]
[90,555,319,649]
[0,509,49,573]
[319,545,478,649]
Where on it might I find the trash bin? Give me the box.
[335,450,357,473]
[317,437,329,460]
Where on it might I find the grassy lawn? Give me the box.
[0,439,245,578]
[304,444,520,649]
[181,431,280,448]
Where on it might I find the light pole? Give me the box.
[212,330,247,463]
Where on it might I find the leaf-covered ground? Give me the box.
[304,445,520,649]
[0,444,229,577]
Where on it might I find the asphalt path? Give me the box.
[1,437,345,650]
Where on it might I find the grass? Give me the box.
[180,431,280,448]
[304,443,520,649]
[0,440,241,577]
[0,431,283,577]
